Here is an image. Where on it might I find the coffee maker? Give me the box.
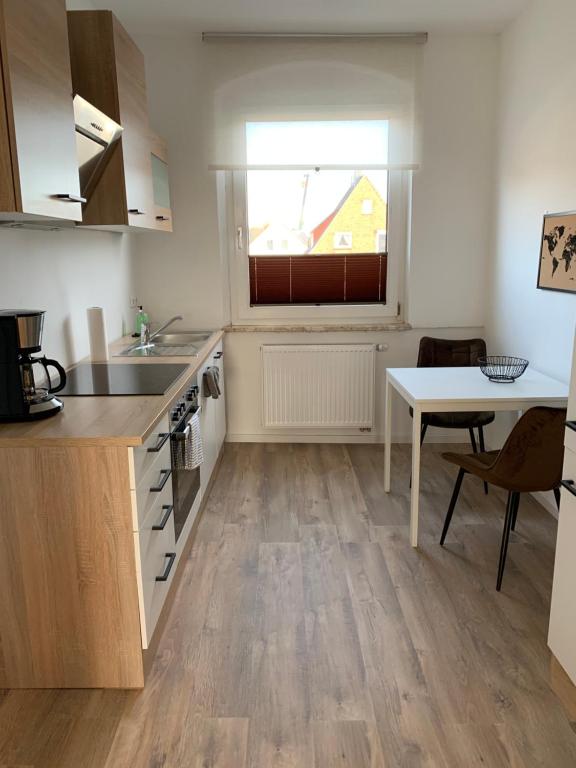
[0,310,67,422]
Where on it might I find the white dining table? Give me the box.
[384,366,569,547]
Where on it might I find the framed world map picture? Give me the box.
[538,211,576,293]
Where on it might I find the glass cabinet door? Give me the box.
[151,153,171,209]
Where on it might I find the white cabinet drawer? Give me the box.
[130,414,171,487]
[134,503,177,649]
[131,470,173,530]
[549,458,576,684]
[131,459,173,531]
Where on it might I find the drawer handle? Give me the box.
[566,421,576,433]
[156,552,176,582]
[560,479,576,498]
[152,504,173,531]
[156,215,170,221]
[213,351,223,360]
[147,432,170,453]
[128,208,146,215]
[150,468,172,492]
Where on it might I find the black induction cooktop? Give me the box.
[59,363,188,396]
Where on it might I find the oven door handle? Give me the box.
[173,424,191,441]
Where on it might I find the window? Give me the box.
[333,232,353,250]
[227,119,407,321]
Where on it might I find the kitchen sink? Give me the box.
[152,332,212,345]
[116,331,214,357]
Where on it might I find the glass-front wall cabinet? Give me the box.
[150,132,172,231]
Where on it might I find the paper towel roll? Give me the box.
[87,306,109,362]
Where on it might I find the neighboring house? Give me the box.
[309,175,387,254]
[249,222,310,255]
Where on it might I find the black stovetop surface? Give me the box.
[59,363,188,396]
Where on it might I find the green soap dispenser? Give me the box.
[135,306,149,336]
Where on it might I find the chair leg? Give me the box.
[469,427,478,453]
[440,468,466,545]
[478,426,489,495]
[497,492,518,591]
[553,487,561,510]
[511,494,520,531]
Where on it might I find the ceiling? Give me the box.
[92,0,529,37]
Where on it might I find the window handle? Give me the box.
[237,226,244,251]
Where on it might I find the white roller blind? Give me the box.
[204,38,423,170]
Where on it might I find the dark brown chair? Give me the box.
[440,407,566,591]
[410,337,495,493]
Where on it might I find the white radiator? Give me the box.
[261,344,376,428]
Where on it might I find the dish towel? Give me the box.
[203,366,221,399]
[171,410,204,470]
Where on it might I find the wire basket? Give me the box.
[478,356,529,383]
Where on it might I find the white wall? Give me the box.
[0,229,134,367]
[409,35,498,327]
[487,0,576,384]
[134,33,498,441]
[131,36,229,331]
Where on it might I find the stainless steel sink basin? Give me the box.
[152,332,212,345]
[116,331,214,357]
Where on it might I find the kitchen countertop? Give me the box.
[0,330,224,447]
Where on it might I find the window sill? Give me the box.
[224,321,412,333]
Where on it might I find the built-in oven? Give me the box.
[169,378,201,542]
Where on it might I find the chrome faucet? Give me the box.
[149,315,183,342]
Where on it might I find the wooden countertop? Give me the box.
[0,330,224,447]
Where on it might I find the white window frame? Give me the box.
[222,119,410,326]
[227,170,408,324]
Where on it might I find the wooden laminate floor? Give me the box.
[1,443,576,767]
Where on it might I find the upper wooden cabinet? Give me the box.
[0,0,83,221]
[67,11,156,230]
[150,133,173,232]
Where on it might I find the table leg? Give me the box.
[384,375,392,493]
[410,406,422,547]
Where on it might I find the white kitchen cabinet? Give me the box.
[548,331,576,684]
[199,340,226,491]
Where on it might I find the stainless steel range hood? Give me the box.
[73,95,123,202]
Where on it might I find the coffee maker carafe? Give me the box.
[0,310,67,422]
